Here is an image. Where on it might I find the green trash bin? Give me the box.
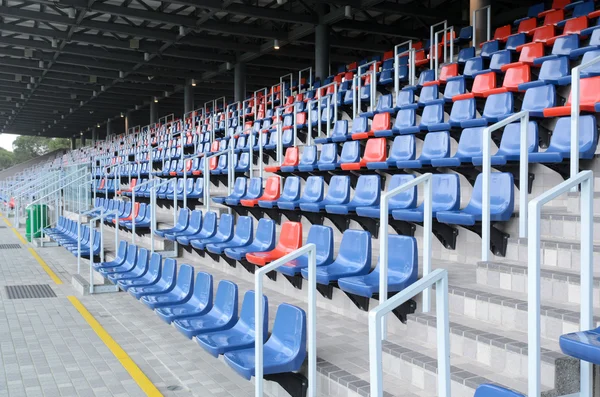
[26,204,49,242]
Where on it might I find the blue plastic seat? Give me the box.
[396,131,450,168]
[214,177,246,205]
[235,153,250,173]
[520,56,571,90]
[155,272,213,324]
[474,384,525,397]
[300,229,371,284]
[338,235,418,297]
[535,34,579,63]
[569,29,600,59]
[206,216,253,254]
[356,174,418,218]
[224,218,276,261]
[389,108,419,136]
[278,176,324,210]
[505,33,526,52]
[521,84,556,117]
[457,47,476,65]
[437,172,514,225]
[177,211,216,246]
[190,214,234,250]
[187,178,204,199]
[362,94,394,117]
[477,92,514,125]
[367,135,415,170]
[106,248,149,283]
[140,264,194,309]
[326,175,380,215]
[166,210,202,241]
[443,76,465,102]
[418,85,442,107]
[454,26,473,45]
[394,90,417,111]
[117,252,162,290]
[223,303,306,380]
[128,258,177,300]
[229,177,262,206]
[173,280,238,339]
[317,143,339,171]
[296,146,318,172]
[392,173,460,222]
[481,41,499,58]
[463,56,484,78]
[580,49,600,78]
[338,141,361,167]
[278,225,334,276]
[260,177,300,209]
[196,291,268,357]
[472,121,539,166]
[529,116,598,163]
[300,175,350,212]
[419,103,445,132]
[431,127,484,167]
[560,326,600,365]
[100,247,145,278]
[94,240,128,270]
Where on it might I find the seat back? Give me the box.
[331,120,348,140]
[214,280,239,318]
[376,94,393,111]
[325,175,351,203]
[388,174,418,209]
[352,175,380,206]
[234,216,253,243]
[431,174,460,212]
[492,25,511,41]
[489,50,511,71]
[548,116,598,158]
[299,146,317,167]
[389,135,416,161]
[455,127,484,159]
[147,252,162,282]
[449,98,476,123]
[340,141,361,164]
[282,147,299,167]
[419,85,438,105]
[231,178,247,199]
[374,235,418,283]
[503,64,530,89]
[371,113,390,132]
[581,51,600,75]
[483,92,513,119]
[420,131,450,161]
[551,35,579,57]
[300,176,325,203]
[306,225,334,264]
[201,211,217,235]
[255,218,277,249]
[362,138,387,163]
[280,177,301,201]
[471,72,496,95]
[463,56,484,77]
[469,173,515,219]
[351,117,369,134]
[318,143,338,165]
[393,108,416,129]
[245,177,263,199]
[396,90,415,108]
[261,176,280,201]
[160,258,177,287]
[238,291,269,339]
[522,84,555,113]
[420,103,444,127]
[277,222,303,251]
[217,214,234,237]
[444,76,465,100]
[267,304,306,361]
[498,121,539,155]
[335,229,372,271]
[539,56,569,81]
[176,264,194,294]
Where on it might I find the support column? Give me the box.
[234,63,246,103]
[70,136,77,150]
[91,127,97,144]
[106,119,113,138]
[80,134,86,147]
[315,4,330,83]
[124,111,131,133]
[150,99,158,125]
[470,0,491,48]
[184,83,194,115]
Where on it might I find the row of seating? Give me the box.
[92,242,307,380]
[44,217,101,257]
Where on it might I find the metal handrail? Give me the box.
[528,170,594,397]
[394,40,416,92]
[148,178,177,252]
[87,209,120,294]
[379,173,432,341]
[429,20,447,70]
[131,178,165,243]
[76,207,108,274]
[202,147,235,212]
[356,61,378,117]
[254,244,317,397]
[482,110,529,261]
[472,5,491,48]
[433,26,454,80]
[570,54,600,185]
[369,268,450,397]
[298,67,313,93]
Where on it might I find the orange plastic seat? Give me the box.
[98,179,106,190]
[117,178,137,194]
[504,43,545,69]
[452,72,496,100]
[240,176,280,207]
[265,147,299,172]
[538,0,570,17]
[210,141,219,152]
[423,63,459,86]
[517,18,538,35]
[246,222,302,266]
[114,202,140,224]
[209,157,218,171]
[341,138,387,170]
[352,113,391,140]
[547,16,588,45]
[414,50,428,67]
[543,9,565,26]
[543,76,600,116]
[483,65,530,96]
[480,25,512,47]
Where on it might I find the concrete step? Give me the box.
[477,261,600,306]
[446,282,600,341]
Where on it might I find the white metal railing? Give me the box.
[298,67,313,93]
[379,173,432,340]
[369,268,450,397]
[434,25,454,80]
[87,209,120,294]
[472,5,491,48]
[570,54,600,186]
[280,73,294,98]
[131,178,159,244]
[202,147,235,212]
[355,61,377,118]
[482,111,529,261]
[149,178,178,253]
[429,20,447,70]
[528,170,594,397]
[394,40,416,93]
[255,244,317,397]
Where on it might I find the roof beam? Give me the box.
[333,20,422,39]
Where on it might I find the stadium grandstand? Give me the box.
[0,0,599,396]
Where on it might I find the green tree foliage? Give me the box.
[0,136,72,170]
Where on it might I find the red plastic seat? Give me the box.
[352,113,391,140]
[414,50,428,67]
[543,76,600,116]
[117,178,137,194]
[483,65,530,96]
[114,202,140,224]
[480,25,512,47]
[423,63,459,86]
[240,176,280,207]
[98,179,106,190]
[452,72,497,100]
[529,25,556,45]
[246,221,302,266]
[341,138,387,170]
[538,0,570,17]
[504,43,545,69]
[542,9,565,26]
[517,18,538,35]
[209,156,218,171]
[547,16,588,46]
[265,147,299,172]
[210,141,219,152]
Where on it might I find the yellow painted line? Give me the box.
[67,296,164,397]
[11,227,28,245]
[2,216,12,227]
[28,247,63,285]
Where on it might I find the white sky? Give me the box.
[0,134,17,152]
